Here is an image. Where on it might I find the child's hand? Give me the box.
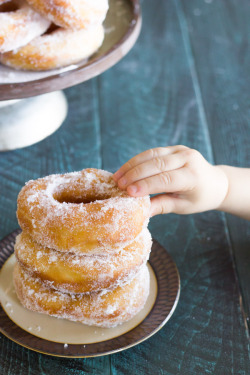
[113,146,229,217]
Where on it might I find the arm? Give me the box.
[113,146,250,220]
[217,166,250,220]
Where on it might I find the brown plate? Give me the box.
[0,0,142,100]
[0,229,180,358]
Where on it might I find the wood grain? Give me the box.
[0,0,249,373]
[99,0,250,373]
[179,0,250,331]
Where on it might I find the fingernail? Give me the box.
[113,171,121,182]
[128,185,138,195]
[119,177,127,187]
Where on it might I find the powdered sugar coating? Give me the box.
[15,228,152,293]
[26,0,109,30]
[0,0,50,53]
[17,169,151,254]
[0,24,104,71]
[14,263,150,328]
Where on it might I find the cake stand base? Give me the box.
[0,91,68,151]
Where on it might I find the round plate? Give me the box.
[0,0,141,100]
[0,229,180,358]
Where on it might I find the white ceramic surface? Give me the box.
[0,91,67,151]
[0,255,157,345]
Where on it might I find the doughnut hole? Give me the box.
[0,1,19,12]
[43,23,60,35]
[53,184,114,204]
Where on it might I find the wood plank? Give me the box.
[98,0,250,373]
[0,338,111,375]
[179,0,250,327]
[0,81,110,375]
[0,0,249,372]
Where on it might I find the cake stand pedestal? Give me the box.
[0,0,141,151]
[0,92,67,150]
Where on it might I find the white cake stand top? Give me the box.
[0,0,141,101]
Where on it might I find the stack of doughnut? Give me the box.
[0,0,109,70]
[14,169,152,327]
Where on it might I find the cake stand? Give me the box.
[0,0,141,151]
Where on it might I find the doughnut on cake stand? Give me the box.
[0,0,141,151]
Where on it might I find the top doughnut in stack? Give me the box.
[0,0,109,70]
[14,169,152,327]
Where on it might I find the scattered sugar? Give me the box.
[36,251,42,259]
[5,302,14,313]
[71,258,80,265]
[104,26,115,34]
[49,254,58,263]
[105,304,117,315]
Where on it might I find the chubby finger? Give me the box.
[117,150,189,190]
[113,145,188,182]
[126,167,195,196]
[150,194,190,216]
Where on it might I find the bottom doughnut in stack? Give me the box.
[14,262,150,328]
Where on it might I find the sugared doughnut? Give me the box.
[26,0,109,30]
[15,229,152,294]
[17,169,150,254]
[0,24,104,70]
[0,0,50,53]
[14,263,150,328]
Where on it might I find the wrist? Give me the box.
[213,165,229,211]
[215,165,230,211]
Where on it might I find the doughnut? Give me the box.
[0,0,50,53]
[0,24,104,70]
[26,0,109,30]
[16,169,150,254]
[15,229,152,294]
[13,263,150,328]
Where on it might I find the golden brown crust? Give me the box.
[16,169,150,254]
[14,229,152,293]
[26,0,109,30]
[13,263,150,328]
[0,0,50,53]
[0,25,104,71]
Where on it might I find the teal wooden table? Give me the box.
[0,0,249,373]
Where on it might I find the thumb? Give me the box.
[150,194,189,216]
